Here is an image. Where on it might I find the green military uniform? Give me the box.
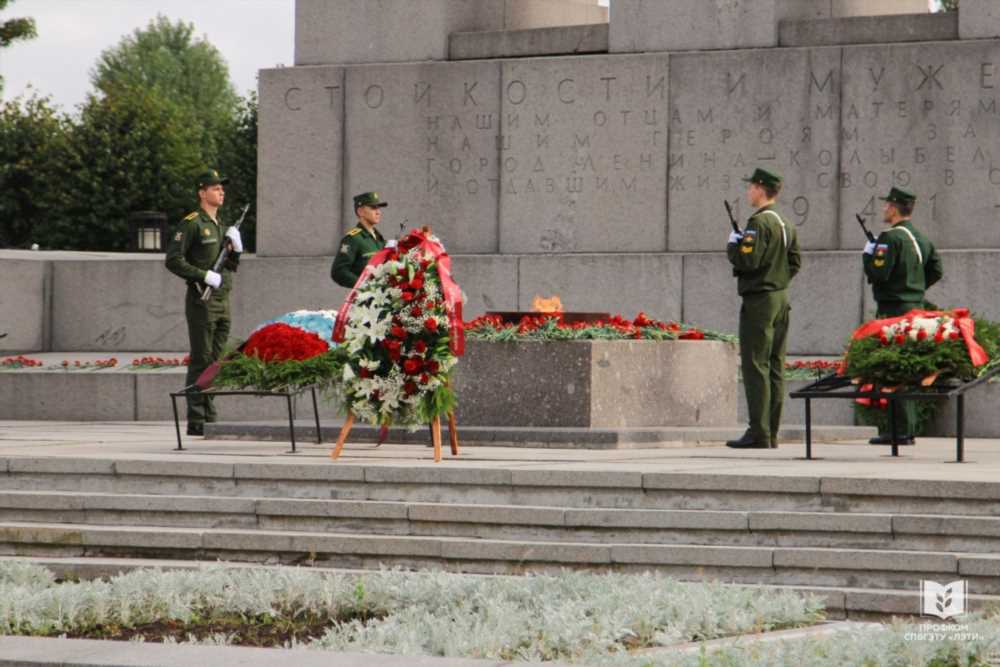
[727,169,802,448]
[862,187,943,439]
[164,170,240,431]
[331,191,388,288]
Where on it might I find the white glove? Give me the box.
[385,239,398,249]
[728,230,743,244]
[204,270,222,289]
[225,227,243,253]
[863,241,876,255]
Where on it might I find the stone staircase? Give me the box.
[1,456,998,618]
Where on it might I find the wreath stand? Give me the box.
[330,411,460,463]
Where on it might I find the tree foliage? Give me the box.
[91,15,238,163]
[216,92,258,251]
[0,0,38,95]
[0,95,70,248]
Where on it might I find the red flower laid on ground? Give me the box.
[0,355,44,369]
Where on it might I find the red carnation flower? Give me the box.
[414,340,427,354]
[243,322,329,362]
[403,358,423,374]
[880,334,890,346]
[917,329,928,341]
[401,291,416,302]
[894,334,906,345]
[410,306,423,318]
[679,329,705,340]
[426,360,440,374]
[409,276,424,290]
[419,373,430,385]
[359,367,371,379]
[390,325,406,339]
[934,331,945,343]
[404,381,419,395]
[424,318,439,333]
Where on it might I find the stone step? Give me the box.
[0,521,997,594]
[206,421,876,449]
[5,457,1000,516]
[2,490,1000,554]
[4,554,1000,621]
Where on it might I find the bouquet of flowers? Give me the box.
[465,311,731,342]
[212,310,345,393]
[332,228,464,427]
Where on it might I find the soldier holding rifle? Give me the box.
[860,187,943,445]
[165,169,244,437]
[725,168,801,449]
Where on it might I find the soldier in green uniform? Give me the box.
[165,169,242,436]
[862,186,943,445]
[726,168,802,449]
[331,192,390,288]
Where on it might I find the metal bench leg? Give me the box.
[171,394,184,451]
[956,393,965,463]
[804,397,812,460]
[286,393,297,453]
[889,398,899,457]
[311,387,322,444]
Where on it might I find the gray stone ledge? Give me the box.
[82,494,255,515]
[363,467,512,486]
[779,13,957,47]
[233,462,365,482]
[408,503,565,526]
[893,515,1000,537]
[81,528,202,550]
[958,554,1000,577]
[774,548,957,573]
[291,534,443,558]
[0,524,84,546]
[611,544,773,568]
[450,24,608,60]
[510,469,643,489]
[256,498,409,520]
[0,492,86,511]
[643,474,821,494]
[0,635,533,667]
[203,530,293,552]
[442,539,611,564]
[565,508,748,531]
[8,458,115,475]
[820,477,1000,500]
[113,460,235,479]
[749,512,892,534]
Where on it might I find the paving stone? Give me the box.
[114,460,235,479]
[612,544,774,568]
[233,463,365,482]
[408,503,565,526]
[255,498,409,520]
[774,548,957,573]
[363,466,512,486]
[749,512,892,534]
[565,508,748,530]
[643,473,821,494]
[442,539,611,563]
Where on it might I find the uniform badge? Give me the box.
[873,259,885,267]
[740,229,756,253]
[340,243,350,255]
[875,244,888,257]
[174,231,183,242]
[203,228,211,237]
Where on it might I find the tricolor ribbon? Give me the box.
[850,307,988,367]
[333,228,465,356]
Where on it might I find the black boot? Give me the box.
[726,431,769,449]
[186,422,204,437]
[869,434,914,445]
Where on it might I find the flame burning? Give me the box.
[531,295,564,313]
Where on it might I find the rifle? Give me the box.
[200,203,250,301]
[855,213,876,243]
[723,200,741,234]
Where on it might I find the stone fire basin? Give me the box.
[451,339,738,428]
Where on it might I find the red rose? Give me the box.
[916,329,928,341]
[359,367,371,379]
[410,306,423,318]
[419,373,430,384]
[403,358,422,374]
[390,325,406,339]
[409,276,424,290]
[401,291,416,302]
[950,331,960,340]
[934,331,945,343]
[894,334,906,345]
[880,334,890,346]
[404,381,418,396]
[426,360,440,374]
[424,318,439,333]
[414,340,427,354]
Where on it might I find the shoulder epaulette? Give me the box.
[347,228,362,236]
[184,211,199,221]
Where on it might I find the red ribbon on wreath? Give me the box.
[850,307,988,367]
[333,228,465,356]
